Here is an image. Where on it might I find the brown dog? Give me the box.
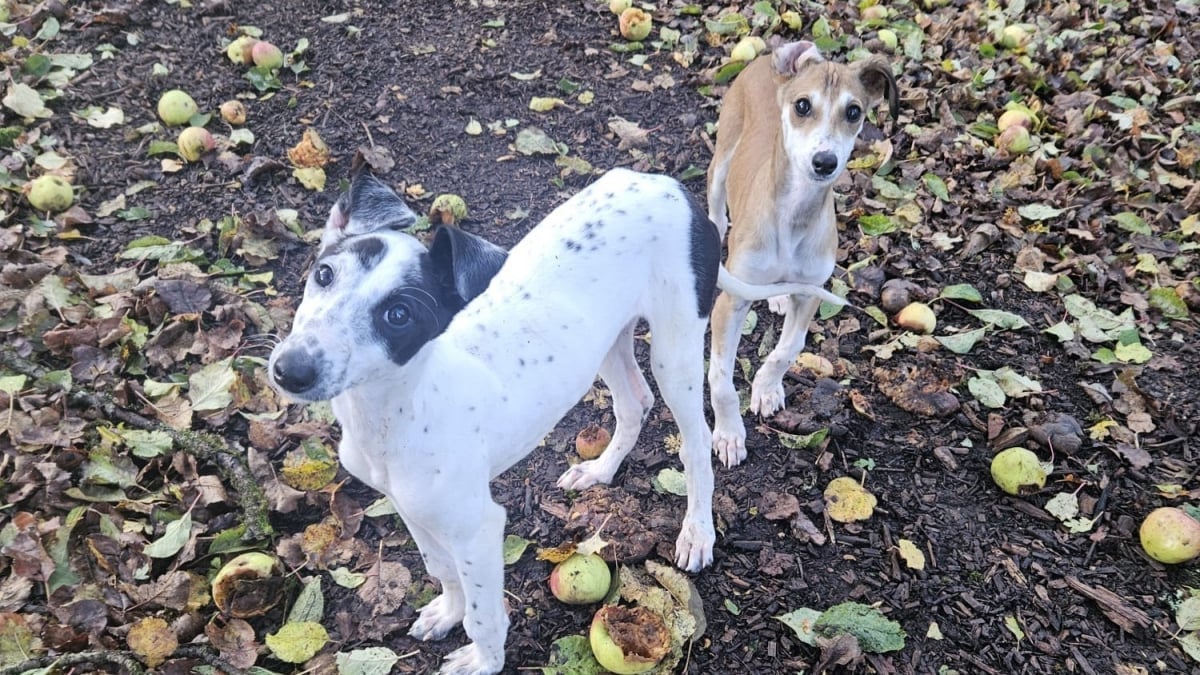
[706,40,898,466]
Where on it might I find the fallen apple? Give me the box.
[575,424,611,460]
[990,447,1046,495]
[996,124,1032,156]
[999,24,1029,49]
[618,8,652,42]
[251,41,284,70]
[25,175,74,213]
[1139,507,1200,564]
[895,301,936,334]
[997,108,1033,132]
[157,89,198,127]
[860,5,888,21]
[877,29,899,51]
[212,552,283,617]
[225,35,258,65]
[177,127,214,162]
[219,100,247,125]
[730,36,766,62]
[429,193,469,225]
[608,0,632,15]
[589,605,669,674]
[549,553,612,604]
[780,10,803,30]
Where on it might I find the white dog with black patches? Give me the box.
[268,168,839,675]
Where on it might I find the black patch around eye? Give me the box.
[370,256,463,367]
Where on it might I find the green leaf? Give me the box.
[858,213,899,236]
[1148,287,1189,320]
[120,429,173,459]
[0,374,27,396]
[778,428,829,450]
[1044,492,1079,523]
[541,635,604,674]
[1113,341,1152,364]
[1112,211,1151,235]
[966,308,1030,330]
[1177,631,1200,663]
[514,127,561,156]
[143,512,192,559]
[652,467,688,496]
[967,376,1006,408]
[935,327,987,354]
[503,534,531,565]
[938,283,983,303]
[265,621,328,664]
[1176,596,1200,632]
[992,367,1042,397]
[3,82,52,118]
[1017,203,1065,221]
[813,601,906,653]
[712,60,747,85]
[206,524,248,556]
[863,305,889,327]
[288,577,324,624]
[922,173,950,201]
[336,647,402,675]
[330,566,367,588]
[188,361,235,413]
[776,608,823,647]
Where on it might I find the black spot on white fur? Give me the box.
[348,237,385,270]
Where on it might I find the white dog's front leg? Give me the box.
[407,522,467,642]
[436,500,509,675]
[708,291,753,467]
[750,294,819,417]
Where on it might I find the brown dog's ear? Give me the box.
[854,56,900,126]
[771,40,823,76]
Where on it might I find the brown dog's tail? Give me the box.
[716,266,847,306]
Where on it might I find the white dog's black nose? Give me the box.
[812,151,838,177]
[272,349,318,394]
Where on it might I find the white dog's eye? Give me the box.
[314,264,334,287]
[793,98,812,117]
[383,304,412,327]
[846,104,863,123]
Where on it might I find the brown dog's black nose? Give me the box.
[813,151,838,177]
[272,349,318,393]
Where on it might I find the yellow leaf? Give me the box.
[927,621,944,640]
[281,453,338,491]
[127,617,178,668]
[823,476,877,523]
[265,621,329,664]
[578,90,595,104]
[287,128,330,168]
[1088,419,1118,440]
[529,96,566,112]
[292,167,326,191]
[465,118,483,135]
[897,539,926,570]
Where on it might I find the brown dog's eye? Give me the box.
[846,104,863,123]
[793,98,812,117]
[314,264,334,287]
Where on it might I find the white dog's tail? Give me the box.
[717,266,847,306]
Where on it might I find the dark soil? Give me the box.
[4,0,1199,674]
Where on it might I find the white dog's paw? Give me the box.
[556,461,616,491]
[712,419,747,468]
[437,643,503,675]
[409,594,465,642]
[750,381,786,418]
[767,294,789,315]
[674,521,716,572]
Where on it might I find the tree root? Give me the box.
[0,347,273,541]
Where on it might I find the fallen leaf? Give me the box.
[823,476,877,523]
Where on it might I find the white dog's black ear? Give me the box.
[772,40,822,77]
[429,226,508,305]
[320,173,418,249]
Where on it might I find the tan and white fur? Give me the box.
[707,41,898,466]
